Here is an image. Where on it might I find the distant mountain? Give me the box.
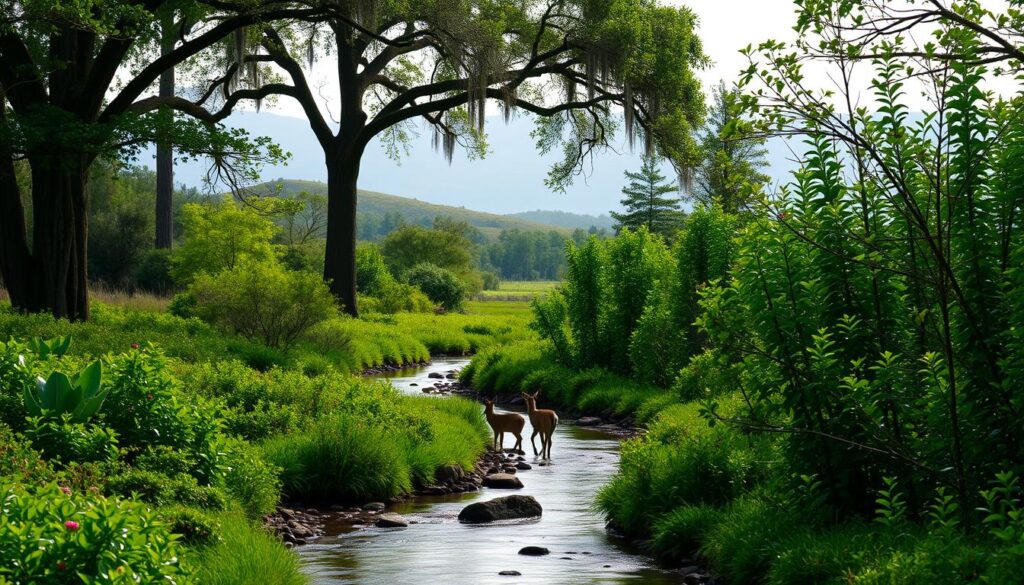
[258,179,572,238]
[506,209,615,231]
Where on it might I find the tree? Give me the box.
[381,224,476,282]
[250,0,707,315]
[691,81,768,213]
[155,12,176,250]
[0,0,301,320]
[610,156,683,238]
[170,197,277,284]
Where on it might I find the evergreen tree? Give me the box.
[691,81,769,213]
[611,156,683,238]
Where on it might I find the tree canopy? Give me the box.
[611,155,683,237]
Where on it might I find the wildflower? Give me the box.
[57,561,67,571]
[64,520,79,531]
[131,343,140,349]
[59,486,71,496]
[146,393,154,401]
[776,211,789,220]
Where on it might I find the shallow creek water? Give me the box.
[297,357,679,585]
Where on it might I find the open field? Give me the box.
[477,280,560,300]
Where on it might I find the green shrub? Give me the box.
[190,260,336,349]
[25,417,119,465]
[105,468,228,510]
[0,481,189,583]
[700,491,801,584]
[161,505,220,546]
[405,262,467,311]
[134,248,174,294]
[597,399,775,539]
[193,514,307,585]
[228,341,288,372]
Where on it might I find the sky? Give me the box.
[159,1,1014,217]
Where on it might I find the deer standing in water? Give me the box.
[484,399,525,452]
[522,391,558,459]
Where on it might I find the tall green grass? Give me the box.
[192,513,308,585]
[262,394,489,503]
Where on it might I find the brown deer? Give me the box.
[522,391,558,459]
[484,399,525,452]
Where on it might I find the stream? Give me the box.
[297,357,679,584]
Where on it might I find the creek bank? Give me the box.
[264,448,529,543]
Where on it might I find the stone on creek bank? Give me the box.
[458,495,542,523]
[576,416,603,427]
[498,571,521,576]
[428,372,445,379]
[483,473,524,489]
[375,513,409,528]
[362,502,386,512]
[518,546,550,556]
[515,462,532,470]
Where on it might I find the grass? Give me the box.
[192,513,308,585]
[262,394,489,503]
[477,280,560,300]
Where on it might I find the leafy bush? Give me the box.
[105,468,228,510]
[0,481,189,583]
[190,260,336,349]
[25,417,119,465]
[161,505,220,546]
[404,262,467,311]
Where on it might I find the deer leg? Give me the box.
[545,432,553,459]
[513,432,523,452]
[531,429,540,456]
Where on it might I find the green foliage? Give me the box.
[190,260,336,349]
[610,155,684,238]
[25,416,119,465]
[404,263,468,311]
[356,244,434,313]
[193,514,307,585]
[0,481,189,584]
[382,224,482,293]
[171,198,277,285]
[23,361,107,424]
[160,505,220,547]
[690,81,769,213]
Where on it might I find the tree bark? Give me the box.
[323,138,365,317]
[155,13,175,249]
[9,153,92,320]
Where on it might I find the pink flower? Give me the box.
[64,520,79,531]
[57,561,67,571]
[59,486,71,496]
[776,211,789,220]
[131,343,140,350]
[146,393,154,401]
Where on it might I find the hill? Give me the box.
[506,209,615,231]
[258,179,573,238]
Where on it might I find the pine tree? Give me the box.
[691,81,769,213]
[611,156,684,238]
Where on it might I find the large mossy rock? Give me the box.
[458,495,542,523]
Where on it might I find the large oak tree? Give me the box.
[0,0,310,320]
[234,0,707,315]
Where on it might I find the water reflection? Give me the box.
[297,359,679,584]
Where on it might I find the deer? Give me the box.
[484,399,525,453]
[522,391,558,460]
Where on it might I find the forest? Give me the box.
[3,0,1024,584]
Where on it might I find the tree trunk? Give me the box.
[155,13,175,249]
[2,154,92,321]
[323,141,365,316]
